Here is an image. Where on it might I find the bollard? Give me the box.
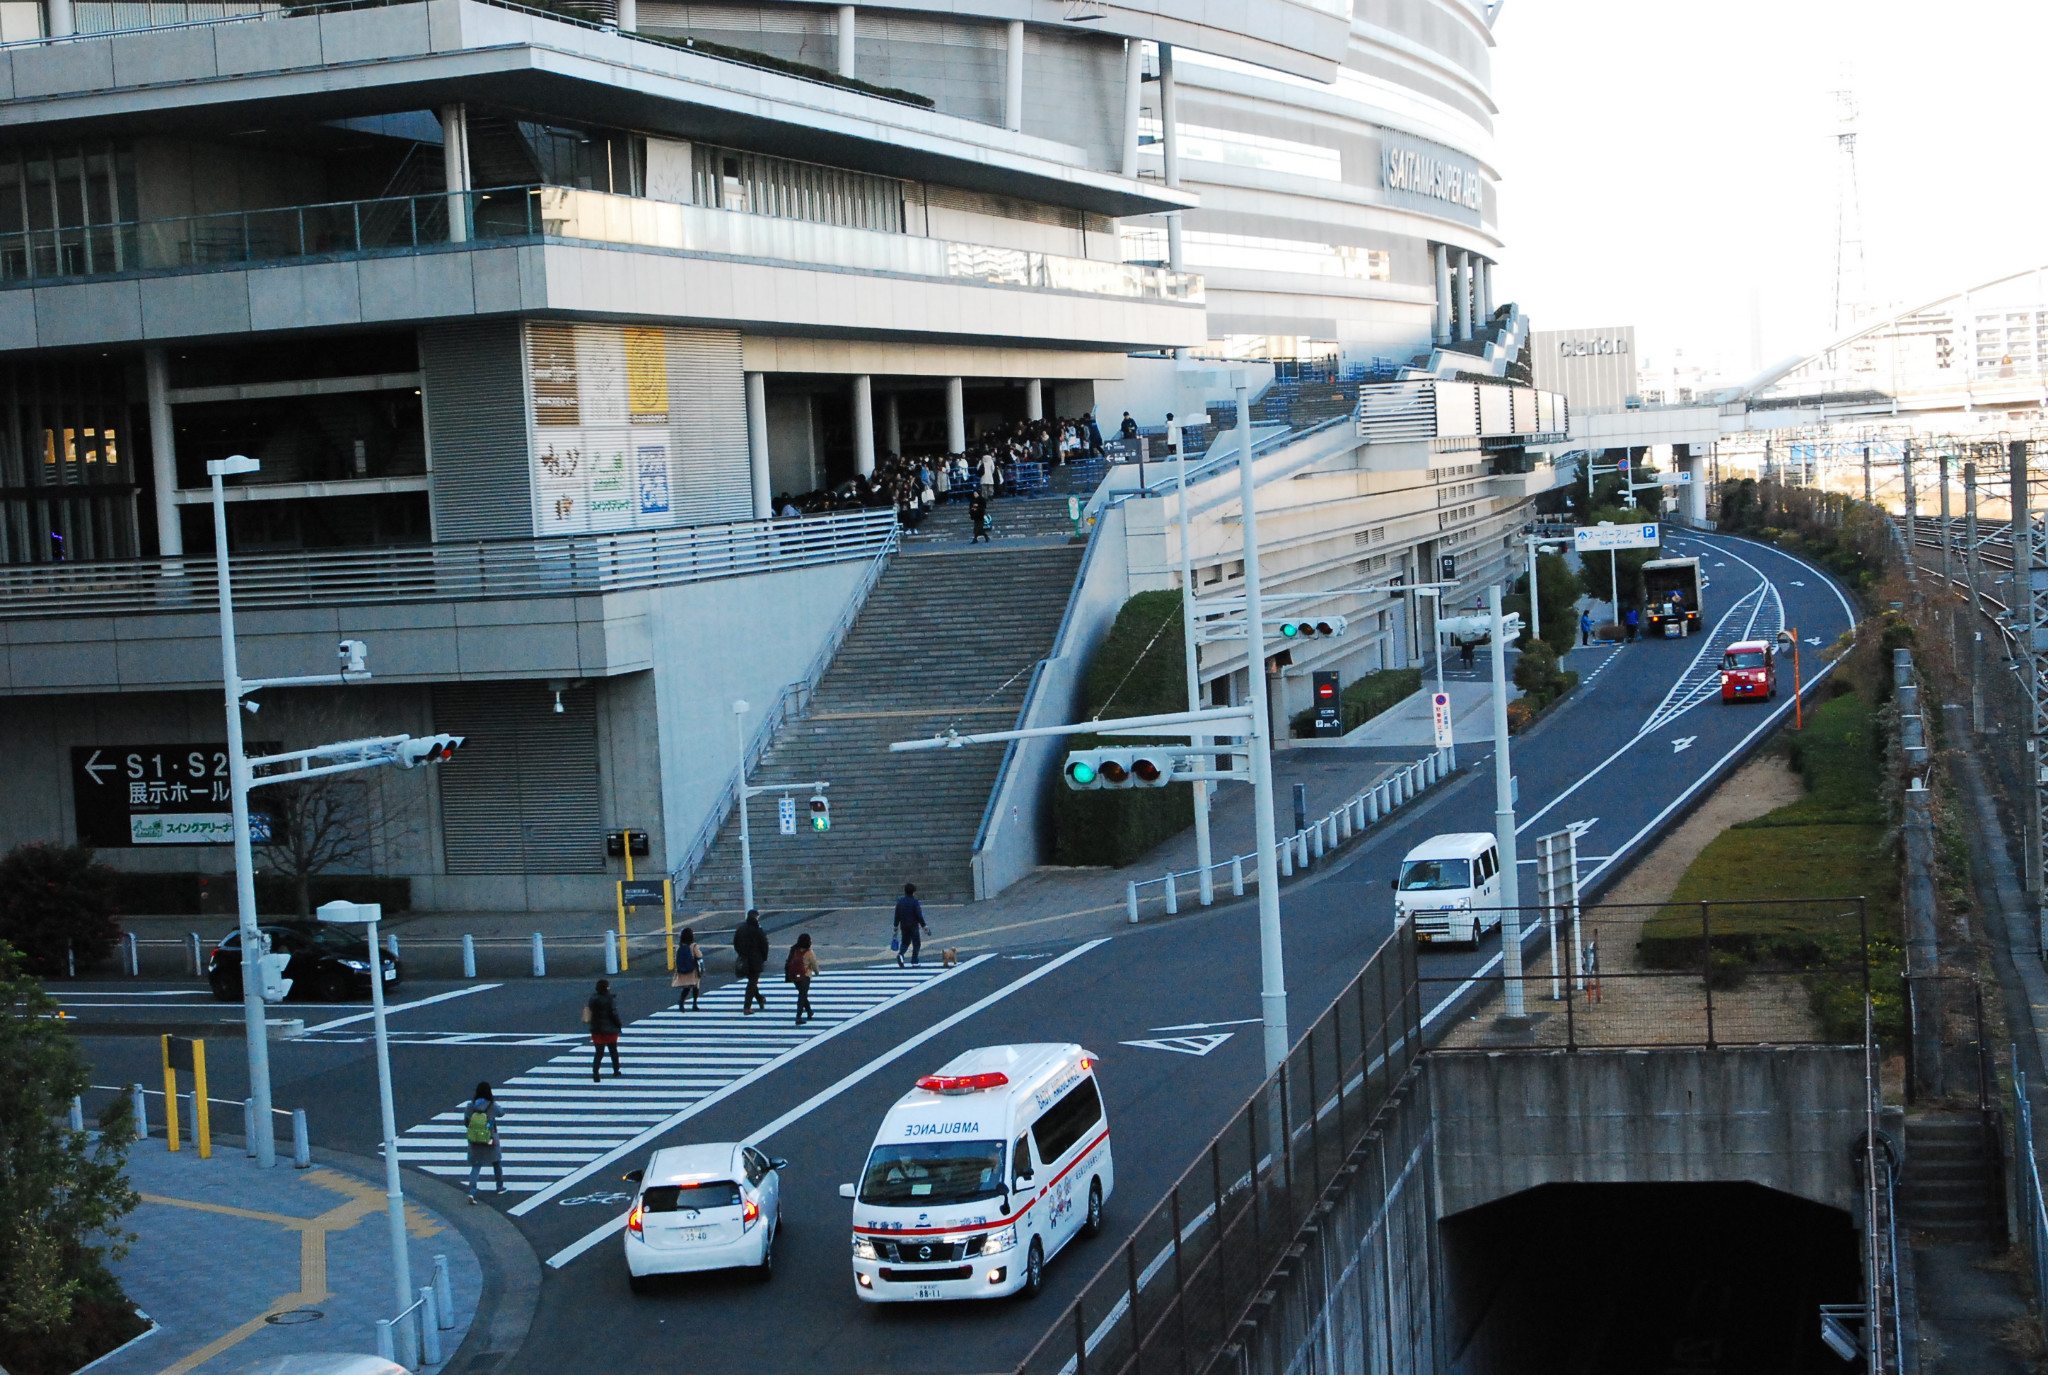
[1339,806,1353,841]
[292,1109,311,1168]
[125,931,140,977]
[434,1255,455,1330]
[1366,787,1380,824]
[1325,815,1338,849]
[1163,874,1178,915]
[1198,861,1213,907]
[384,933,399,960]
[244,1099,257,1157]
[603,931,619,975]
[66,942,75,978]
[1231,855,1245,897]
[531,933,546,978]
[1279,837,1294,877]
[376,1319,396,1364]
[418,1288,442,1366]
[1126,882,1139,924]
[461,935,476,980]
[1311,823,1325,861]
[69,1096,84,1133]
[188,932,203,976]
[1296,832,1310,869]
[131,1084,147,1142]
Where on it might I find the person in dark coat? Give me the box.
[587,979,623,1082]
[734,910,771,1014]
[893,884,929,968]
[969,492,992,543]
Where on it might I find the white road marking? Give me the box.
[298,983,502,1033]
[1672,736,1696,753]
[1149,1017,1265,1032]
[1121,1033,1235,1056]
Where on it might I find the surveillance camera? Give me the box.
[338,639,368,673]
[243,699,260,714]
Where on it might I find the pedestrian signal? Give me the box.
[808,793,830,832]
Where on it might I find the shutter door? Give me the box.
[434,682,604,875]
[420,322,533,541]
[665,326,752,525]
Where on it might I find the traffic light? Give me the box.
[1065,751,1103,789]
[809,793,830,832]
[395,733,464,768]
[1126,749,1174,788]
[1277,615,1348,640]
[1063,748,1175,790]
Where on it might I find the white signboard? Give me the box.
[1574,523,1661,553]
[1656,471,1693,486]
[528,323,686,537]
[778,795,797,837]
[1431,692,1454,749]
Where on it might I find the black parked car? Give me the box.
[207,923,402,1003]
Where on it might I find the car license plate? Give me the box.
[382,967,396,979]
[915,1284,942,1300]
[678,1226,709,1242]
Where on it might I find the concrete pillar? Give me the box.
[145,348,184,562]
[1023,378,1043,422]
[945,377,966,454]
[1167,215,1183,272]
[1681,446,1708,527]
[883,393,901,458]
[1478,259,1494,320]
[1004,20,1025,133]
[616,0,635,30]
[1120,39,1145,178]
[852,375,876,477]
[1454,251,1473,343]
[1159,44,1179,187]
[440,104,471,244]
[745,372,771,518]
[836,5,855,78]
[45,0,73,37]
[1432,245,1451,345]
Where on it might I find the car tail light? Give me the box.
[627,1203,644,1237]
[916,1072,1010,1093]
[742,1197,761,1231]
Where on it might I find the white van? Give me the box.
[1393,832,1502,947]
[840,1043,1112,1302]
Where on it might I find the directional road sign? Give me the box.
[1431,691,1454,749]
[71,743,276,846]
[1573,523,1662,553]
[778,795,797,836]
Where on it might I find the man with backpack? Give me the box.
[734,909,771,1015]
[463,1082,504,1202]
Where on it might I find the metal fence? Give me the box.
[2013,1057,2048,1350]
[1419,897,1870,1050]
[1012,929,1421,1375]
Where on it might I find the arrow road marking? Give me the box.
[1566,817,1599,837]
[1148,1017,1264,1032]
[1672,736,1697,753]
[1790,579,1806,586]
[1807,636,1823,645]
[1120,1034,1234,1057]
[82,750,114,785]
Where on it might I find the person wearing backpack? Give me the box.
[671,926,704,1011]
[784,933,819,1025]
[463,1082,504,1202]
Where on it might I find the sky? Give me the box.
[1490,0,2048,385]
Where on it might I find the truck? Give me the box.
[1641,557,1703,637]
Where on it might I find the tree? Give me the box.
[0,845,120,978]
[0,943,142,1375]
[251,702,430,916]
[1507,552,1583,657]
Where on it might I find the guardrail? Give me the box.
[0,508,897,620]
[1125,746,1449,920]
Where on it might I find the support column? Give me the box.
[745,372,771,518]
[883,393,901,459]
[836,5,855,78]
[1161,43,1183,317]
[1432,245,1451,345]
[439,104,471,244]
[145,348,184,563]
[1681,445,1708,527]
[616,0,635,30]
[945,378,966,454]
[851,375,876,477]
[1454,251,1473,343]
[1478,258,1494,321]
[45,0,73,36]
[1023,378,1043,422]
[1004,20,1025,133]
[1120,38,1144,178]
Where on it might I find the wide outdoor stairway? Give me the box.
[686,533,1084,908]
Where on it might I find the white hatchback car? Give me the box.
[624,1142,784,1291]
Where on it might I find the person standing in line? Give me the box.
[785,933,819,1026]
[1579,610,1593,647]
[1119,412,1139,448]
[734,909,771,1014]
[978,451,998,500]
[463,1081,504,1202]
[893,884,929,968]
[671,926,703,1011]
[1623,606,1639,643]
[586,979,622,1082]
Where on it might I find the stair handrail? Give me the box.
[671,518,902,895]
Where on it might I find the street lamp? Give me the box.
[1488,585,1526,1021]
[1776,628,1805,730]
[732,699,754,914]
[315,900,414,1364]
[1520,533,1566,642]
[1417,586,1452,771]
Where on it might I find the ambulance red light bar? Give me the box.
[916,1071,1011,1094]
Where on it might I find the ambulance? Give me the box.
[840,1043,1112,1302]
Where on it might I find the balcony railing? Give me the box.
[0,184,1204,304]
[0,507,898,620]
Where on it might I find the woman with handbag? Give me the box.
[784,934,819,1026]
[585,979,623,1082]
[671,926,704,1011]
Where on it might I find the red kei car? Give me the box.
[1720,640,1777,702]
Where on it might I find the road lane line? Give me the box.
[508,957,991,1217]
[542,937,1111,1268]
[296,983,502,1032]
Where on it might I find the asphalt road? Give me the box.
[66,530,1857,1375]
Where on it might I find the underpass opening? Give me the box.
[1440,1182,1859,1375]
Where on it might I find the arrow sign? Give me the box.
[81,750,114,785]
[1672,736,1697,754]
[1789,579,1806,586]
[1806,636,1822,646]
[1120,1034,1234,1057]
[1566,817,1600,837]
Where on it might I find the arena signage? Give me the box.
[1557,337,1630,357]
[1380,135,1483,214]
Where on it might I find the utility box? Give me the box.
[606,829,651,858]
[1311,671,1344,737]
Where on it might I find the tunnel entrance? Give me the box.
[1440,1182,1861,1374]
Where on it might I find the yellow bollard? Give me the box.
[161,1034,180,1152]
[663,880,675,973]
[191,1039,211,1159]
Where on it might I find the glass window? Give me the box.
[641,1181,742,1212]
[1725,651,1767,670]
[1030,1077,1104,1164]
[1398,858,1472,891]
[742,1147,770,1185]
[1012,1135,1033,1184]
[859,1141,1007,1205]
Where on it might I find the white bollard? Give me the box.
[292,1109,311,1168]
[384,933,399,959]
[1311,823,1325,861]
[461,935,476,980]
[1126,882,1139,924]
[603,931,619,975]
[188,932,203,976]
[125,931,140,977]
[1339,806,1353,841]
[69,1096,84,1133]
[418,1288,442,1365]
[1163,874,1178,915]
[130,1083,147,1141]
[1198,861,1214,907]
[1231,856,1245,897]
[1366,787,1380,823]
[244,1098,257,1157]
[1280,837,1294,877]
[434,1255,454,1330]
[531,933,546,978]
[376,1319,396,1364]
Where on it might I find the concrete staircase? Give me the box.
[685,540,1085,908]
[1898,1115,2002,1241]
[903,495,1082,546]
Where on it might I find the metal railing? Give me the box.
[0,507,896,620]
[1013,927,1422,1375]
[1126,747,1449,921]
[2014,1057,2048,1351]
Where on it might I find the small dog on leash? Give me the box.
[941,948,959,968]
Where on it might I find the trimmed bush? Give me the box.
[0,846,120,978]
[1289,668,1421,738]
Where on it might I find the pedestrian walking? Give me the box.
[893,883,929,968]
[1579,610,1593,647]
[671,926,703,1011]
[1459,636,1475,669]
[785,933,819,1025]
[734,909,771,1014]
[585,979,622,1082]
[462,1082,504,1202]
[969,491,992,543]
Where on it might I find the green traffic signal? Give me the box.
[1068,759,1098,785]
[1279,621,1299,637]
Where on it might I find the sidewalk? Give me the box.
[94,1138,487,1375]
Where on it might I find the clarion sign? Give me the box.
[1380,139,1483,212]
[1558,337,1630,357]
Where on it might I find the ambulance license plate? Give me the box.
[915,1284,943,1300]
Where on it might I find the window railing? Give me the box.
[0,184,1203,303]
[0,507,898,620]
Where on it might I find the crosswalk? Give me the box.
[392,964,943,1193]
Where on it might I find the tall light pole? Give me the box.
[1421,587,1451,771]
[209,453,278,1168]
[1235,375,1289,1074]
[732,699,755,914]
[1176,441,1214,905]
[1488,585,1525,1020]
